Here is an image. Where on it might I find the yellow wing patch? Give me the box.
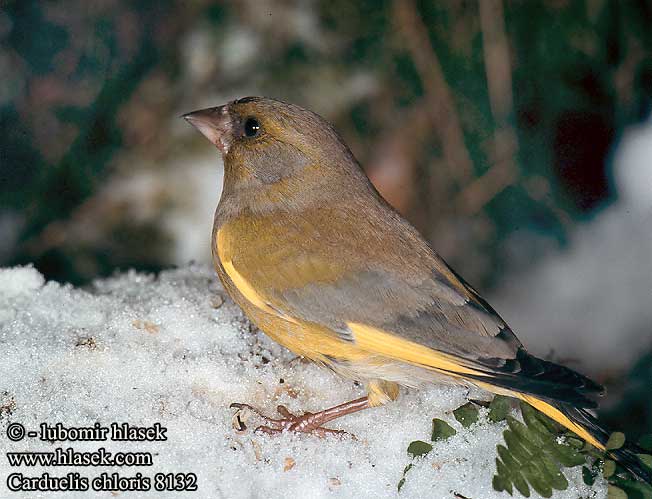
[221,259,295,321]
[346,322,486,377]
[217,228,298,324]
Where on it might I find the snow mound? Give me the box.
[0,265,44,298]
[0,265,605,498]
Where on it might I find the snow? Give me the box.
[1,264,606,498]
[0,266,45,298]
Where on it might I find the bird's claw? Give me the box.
[229,402,350,438]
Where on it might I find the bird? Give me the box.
[184,96,650,482]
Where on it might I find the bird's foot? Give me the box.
[230,403,349,437]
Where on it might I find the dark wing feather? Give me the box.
[463,349,604,407]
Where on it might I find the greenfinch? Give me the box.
[184,97,650,482]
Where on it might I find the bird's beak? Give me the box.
[183,105,233,154]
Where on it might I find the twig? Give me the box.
[456,0,518,214]
[393,0,474,186]
[479,0,514,122]
[455,129,517,214]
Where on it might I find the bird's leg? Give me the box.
[230,397,370,437]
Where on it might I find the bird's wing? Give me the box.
[272,248,520,360]
[222,205,519,360]
[218,204,602,406]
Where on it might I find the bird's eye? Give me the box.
[244,117,261,138]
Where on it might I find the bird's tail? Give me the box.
[345,323,650,481]
[518,394,652,484]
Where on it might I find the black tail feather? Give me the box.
[471,349,604,408]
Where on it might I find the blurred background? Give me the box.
[1,0,651,435]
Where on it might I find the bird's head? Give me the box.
[183,96,356,188]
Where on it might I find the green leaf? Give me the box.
[519,402,540,427]
[504,429,534,462]
[498,444,520,469]
[637,453,652,471]
[497,456,529,497]
[431,418,457,441]
[496,457,509,477]
[524,416,556,444]
[488,395,512,423]
[639,435,652,452]
[540,454,568,490]
[607,485,628,499]
[564,436,584,449]
[526,419,557,452]
[492,474,513,495]
[603,459,617,478]
[606,432,626,450]
[507,416,538,445]
[453,402,479,428]
[522,462,552,498]
[397,463,413,492]
[549,441,586,467]
[512,470,531,498]
[582,466,595,486]
[494,403,589,498]
[407,440,433,458]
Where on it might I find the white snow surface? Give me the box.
[0,264,606,498]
